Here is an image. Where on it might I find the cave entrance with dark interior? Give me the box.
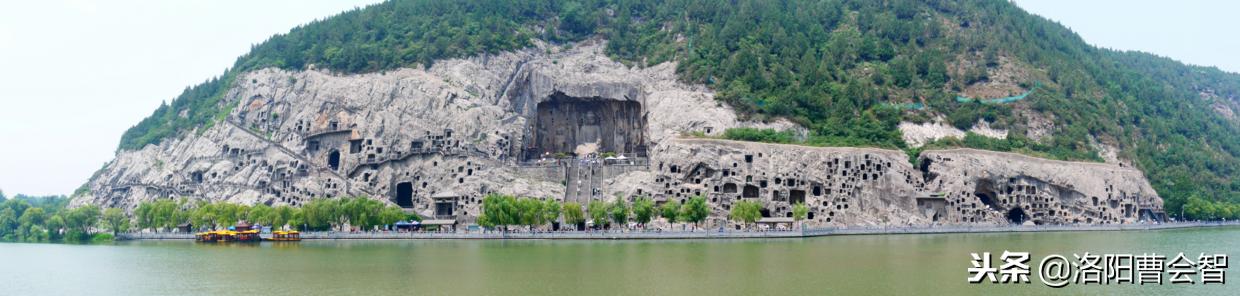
[789,190,806,205]
[1006,207,1028,225]
[974,179,1001,212]
[327,150,341,171]
[919,157,937,183]
[527,92,646,160]
[395,182,414,208]
[742,185,760,198]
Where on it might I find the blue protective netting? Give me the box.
[956,82,1040,104]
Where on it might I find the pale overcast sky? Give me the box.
[0,1,1236,196]
[1013,0,1240,73]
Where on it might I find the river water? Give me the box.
[2,227,1237,295]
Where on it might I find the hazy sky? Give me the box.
[0,1,1236,196]
[1013,0,1240,72]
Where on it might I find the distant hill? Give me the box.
[113,0,1239,218]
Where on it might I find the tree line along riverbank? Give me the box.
[119,221,1240,240]
[0,194,126,243]
[128,194,812,233]
[7,191,1237,244]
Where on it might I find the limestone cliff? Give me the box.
[79,40,1163,227]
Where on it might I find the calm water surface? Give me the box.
[2,227,1238,295]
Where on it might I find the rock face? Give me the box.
[621,140,1164,228]
[633,139,928,227]
[897,118,1007,148]
[917,149,1163,225]
[79,40,1164,227]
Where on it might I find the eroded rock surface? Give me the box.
[620,140,1163,229]
[79,40,1164,227]
[917,149,1162,225]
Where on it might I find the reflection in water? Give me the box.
[1,227,1237,295]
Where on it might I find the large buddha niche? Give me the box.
[529,92,646,159]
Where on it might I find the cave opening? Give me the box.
[789,189,806,205]
[974,179,1001,211]
[327,150,341,171]
[435,201,455,217]
[742,185,759,198]
[527,92,646,159]
[395,182,414,208]
[1006,207,1028,225]
[919,157,936,183]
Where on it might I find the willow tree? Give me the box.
[102,208,130,236]
[587,200,608,229]
[516,197,544,228]
[680,196,709,230]
[660,201,680,226]
[247,204,275,226]
[542,199,562,228]
[478,193,518,231]
[562,202,585,228]
[729,200,762,229]
[378,205,413,227]
[609,199,630,229]
[792,202,810,229]
[632,197,655,227]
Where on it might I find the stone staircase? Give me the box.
[564,159,579,203]
[563,158,604,204]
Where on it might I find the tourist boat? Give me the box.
[268,230,301,241]
[232,229,262,242]
[194,221,263,243]
[195,230,262,243]
[195,230,223,242]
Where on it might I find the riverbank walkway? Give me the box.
[120,221,1240,240]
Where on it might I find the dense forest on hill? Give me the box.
[115,0,1240,219]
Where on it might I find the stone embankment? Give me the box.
[119,221,1237,241]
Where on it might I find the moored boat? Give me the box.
[268,230,301,241]
[194,221,263,243]
[195,230,222,242]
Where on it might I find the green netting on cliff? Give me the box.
[881,102,926,110]
[956,82,1041,104]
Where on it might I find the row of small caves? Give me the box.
[646,151,1161,227]
[185,92,1159,226]
[645,152,899,226]
[919,156,1163,225]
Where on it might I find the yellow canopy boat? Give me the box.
[268,230,301,241]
